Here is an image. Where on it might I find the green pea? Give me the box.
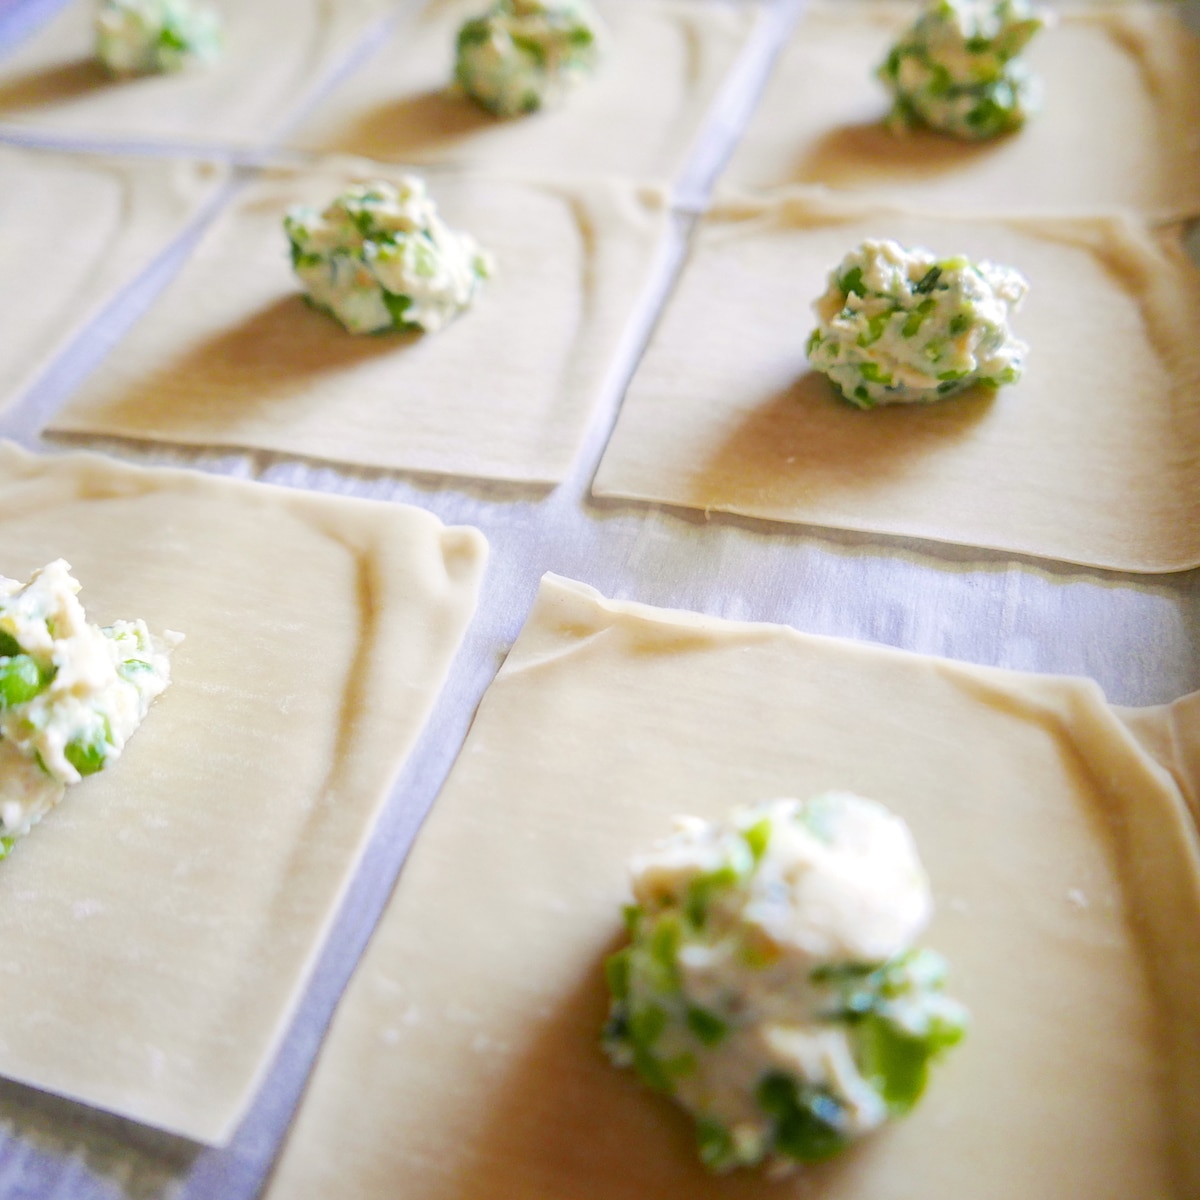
[65,724,111,777]
[855,1012,934,1114]
[0,654,46,709]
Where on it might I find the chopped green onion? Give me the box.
[686,1006,729,1047]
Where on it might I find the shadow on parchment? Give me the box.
[326,86,500,161]
[0,1074,199,1200]
[440,936,876,1200]
[77,293,417,430]
[691,370,996,514]
[793,118,1004,189]
[0,58,120,114]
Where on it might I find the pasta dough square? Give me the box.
[0,441,487,1145]
[283,0,760,183]
[592,191,1200,573]
[0,147,226,417]
[48,162,668,485]
[262,573,1200,1200]
[0,0,392,147]
[721,1,1200,219]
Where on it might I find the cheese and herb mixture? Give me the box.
[603,793,967,1173]
[0,561,179,859]
[455,0,605,118]
[878,0,1050,140]
[284,178,495,336]
[807,239,1028,409]
[95,0,222,76]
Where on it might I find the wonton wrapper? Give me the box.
[49,162,667,485]
[592,190,1200,573]
[263,573,1200,1200]
[0,147,225,416]
[721,1,1200,219]
[0,441,486,1144]
[283,0,760,183]
[0,0,391,147]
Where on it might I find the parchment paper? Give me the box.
[0,147,226,417]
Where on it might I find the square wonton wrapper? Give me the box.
[0,0,391,147]
[283,0,760,183]
[592,190,1200,573]
[263,574,1200,1200]
[720,1,1200,219]
[0,147,226,416]
[0,441,486,1144]
[48,162,667,484]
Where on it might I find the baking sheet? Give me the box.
[0,0,1198,1196]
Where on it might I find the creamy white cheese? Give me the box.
[877,0,1051,140]
[455,0,605,118]
[95,0,222,76]
[284,178,494,336]
[604,794,967,1172]
[0,560,179,856]
[807,238,1028,409]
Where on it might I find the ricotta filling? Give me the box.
[604,794,967,1172]
[0,560,179,857]
[284,178,495,336]
[807,238,1028,409]
[455,0,605,118]
[877,0,1051,140]
[95,0,222,76]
